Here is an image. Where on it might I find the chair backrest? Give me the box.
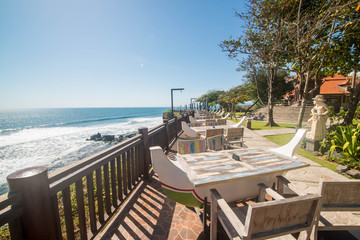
[234,116,246,128]
[177,139,206,154]
[226,127,244,140]
[269,128,307,158]
[206,135,225,151]
[221,113,230,120]
[216,119,226,125]
[246,195,321,239]
[320,180,360,210]
[189,115,196,124]
[181,121,199,138]
[187,122,202,127]
[205,119,217,126]
[205,128,224,138]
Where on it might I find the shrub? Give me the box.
[323,123,360,168]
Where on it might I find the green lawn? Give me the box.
[229,119,297,130]
[265,133,338,172]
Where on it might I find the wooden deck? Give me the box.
[96,133,208,240]
[96,131,359,240]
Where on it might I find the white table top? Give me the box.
[176,148,308,187]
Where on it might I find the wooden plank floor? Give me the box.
[97,133,207,240]
[97,131,359,240]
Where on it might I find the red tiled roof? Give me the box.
[320,79,349,95]
[322,73,349,81]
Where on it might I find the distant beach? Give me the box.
[0,107,167,194]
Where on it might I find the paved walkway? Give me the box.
[98,122,359,240]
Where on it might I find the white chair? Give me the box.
[189,115,196,124]
[269,128,307,158]
[233,116,246,128]
[221,112,230,120]
[150,146,203,207]
[181,121,199,138]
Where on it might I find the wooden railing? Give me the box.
[0,112,192,239]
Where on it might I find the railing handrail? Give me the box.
[0,111,193,239]
[48,134,143,184]
[49,138,143,195]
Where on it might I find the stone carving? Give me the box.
[306,95,329,141]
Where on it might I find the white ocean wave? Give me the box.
[0,116,163,193]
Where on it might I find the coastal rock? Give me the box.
[90,133,102,141]
[103,135,115,142]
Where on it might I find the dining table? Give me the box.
[175,148,309,234]
[190,125,239,135]
[176,148,308,192]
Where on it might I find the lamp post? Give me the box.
[171,88,184,118]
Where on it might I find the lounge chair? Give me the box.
[181,121,200,139]
[233,116,246,128]
[150,146,203,207]
[269,128,307,158]
[221,113,230,120]
[210,185,321,240]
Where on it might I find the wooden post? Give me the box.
[7,166,58,240]
[138,127,150,179]
[163,119,169,150]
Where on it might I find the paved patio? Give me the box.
[97,122,359,240]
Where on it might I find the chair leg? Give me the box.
[210,197,218,240]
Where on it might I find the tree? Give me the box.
[221,0,289,126]
[242,67,292,104]
[323,2,360,125]
[196,90,225,110]
[218,85,251,118]
[281,0,357,128]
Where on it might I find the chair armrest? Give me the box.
[276,176,306,196]
[258,183,285,201]
[210,189,247,238]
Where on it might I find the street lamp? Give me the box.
[171,88,184,118]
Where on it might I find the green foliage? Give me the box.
[196,90,225,108]
[328,123,360,161]
[243,69,292,103]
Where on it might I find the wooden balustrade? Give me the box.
[0,112,192,239]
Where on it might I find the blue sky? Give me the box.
[0,0,247,108]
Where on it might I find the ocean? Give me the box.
[0,107,168,194]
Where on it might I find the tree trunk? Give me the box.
[266,67,279,127]
[296,73,310,129]
[344,70,360,125]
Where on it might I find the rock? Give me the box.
[336,165,349,173]
[346,169,360,179]
[330,151,342,159]
[124,132,137,138]
[313,151,322,156]
[102,135,115,142]
[90,133,101,141]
